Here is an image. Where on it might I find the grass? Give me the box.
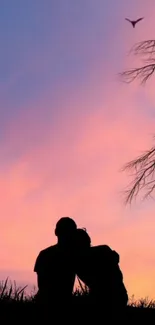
[1,278,155,321]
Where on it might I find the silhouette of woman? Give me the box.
[75,228,128,310]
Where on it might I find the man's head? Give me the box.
[55,217,77,246]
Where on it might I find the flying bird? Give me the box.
[125,17,144,28]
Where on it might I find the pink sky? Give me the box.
[1,1,155,299]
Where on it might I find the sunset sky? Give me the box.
[1,0,155,299]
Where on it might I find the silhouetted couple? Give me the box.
[34,217,128,316]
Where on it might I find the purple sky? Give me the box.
[1,0,155,299]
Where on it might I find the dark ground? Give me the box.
[1,280,155,323]
[1,296,155,323]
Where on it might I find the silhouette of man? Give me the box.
[34,217,77,308]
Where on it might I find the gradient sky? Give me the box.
[1,0,155,299]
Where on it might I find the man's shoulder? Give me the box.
[39,244,58,257]
[34,245,58,272]
[40,244,58,253]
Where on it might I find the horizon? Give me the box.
[1,0,155,300]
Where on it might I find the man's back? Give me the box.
[34,244,75,302]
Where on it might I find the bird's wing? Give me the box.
[125,18,132,23]
[136,17,144,23]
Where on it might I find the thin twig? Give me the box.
[122,147,155,204]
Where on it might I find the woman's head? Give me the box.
[76,228,91,249]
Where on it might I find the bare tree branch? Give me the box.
[130,40,155,57]
[122,147,155,204]
[120,39,155,84]
[120,63,155,84]
[120,40,155,204]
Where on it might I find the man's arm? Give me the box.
[34,252,45,291]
